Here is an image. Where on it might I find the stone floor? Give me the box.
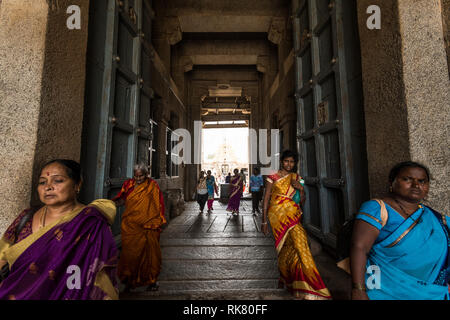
[120,200,351,300]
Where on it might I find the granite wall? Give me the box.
[0,0,48,234]
[30,0,90,205]
[397,0,450,212]
[0,0,90,234]
[357,0,449,212]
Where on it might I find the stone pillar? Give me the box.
[357,0,449,212]
[0,0,48,233]
[0,0,90,233]
[397,0,450,212]
[152,16,182,73]
[30,0,90,204]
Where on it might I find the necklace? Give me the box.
[393,197,418,217]
[39,204,77,229]
[39,206,48,228]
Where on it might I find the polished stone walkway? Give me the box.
[120,200,351,300]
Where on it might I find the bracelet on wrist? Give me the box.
[352,283,366,291]
[261,222,267,225]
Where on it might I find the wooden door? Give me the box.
[81,0,155,237]
[292,0,369,248]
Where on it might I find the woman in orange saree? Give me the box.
[113,164,166,292]
[262,150,331,300]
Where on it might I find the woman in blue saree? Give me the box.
[350,162,449,300]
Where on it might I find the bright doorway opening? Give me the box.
[201,127,250,198]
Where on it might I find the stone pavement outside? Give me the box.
[120,200,351,300]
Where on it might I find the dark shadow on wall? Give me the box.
[441,0,450,76]
[30,0,91,206]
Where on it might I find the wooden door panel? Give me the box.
[117,21,136,71]
[293,0,368,247]
[82,0,156,238]
[110,129,131,179]
[114,73,133,123]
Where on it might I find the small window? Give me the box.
[150,119,159,178]
[166,127,180,177]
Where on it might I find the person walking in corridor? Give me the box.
[206,170,218,214]
[262,150,331,300]
[113,163,166,293]
[250,167,264,215]
[196,171,208,214]
[226,168,243,216]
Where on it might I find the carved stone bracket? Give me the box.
[166,16,182,45]
[257,56,269,73]
[268,17,285,45]
[181,56,194,73]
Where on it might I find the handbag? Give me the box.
[0,210,36,283]
[336,199,388,274]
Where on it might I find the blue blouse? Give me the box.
[356,200,424,243]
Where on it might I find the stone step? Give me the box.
[120,288,293,300]
[133,279,280,292]
[160,237,275,247]
[159,259,279,280]
[161,232,268,239]
[162,245,277,260]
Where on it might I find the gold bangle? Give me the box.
[352,283,366,291]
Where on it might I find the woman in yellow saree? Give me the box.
[262,150,331,300]
[113,163,166,292]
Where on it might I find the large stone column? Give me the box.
[357,0,449,212]
[397,0,450,212]
[0,0,90,233]
[0,0,48,233]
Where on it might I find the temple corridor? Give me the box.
[120,200,351,300]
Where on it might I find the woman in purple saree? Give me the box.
[0,160,119,300]
[226,169,243,215]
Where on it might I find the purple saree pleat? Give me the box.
[0,206,118,300]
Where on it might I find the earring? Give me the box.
[389,186,393,193]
